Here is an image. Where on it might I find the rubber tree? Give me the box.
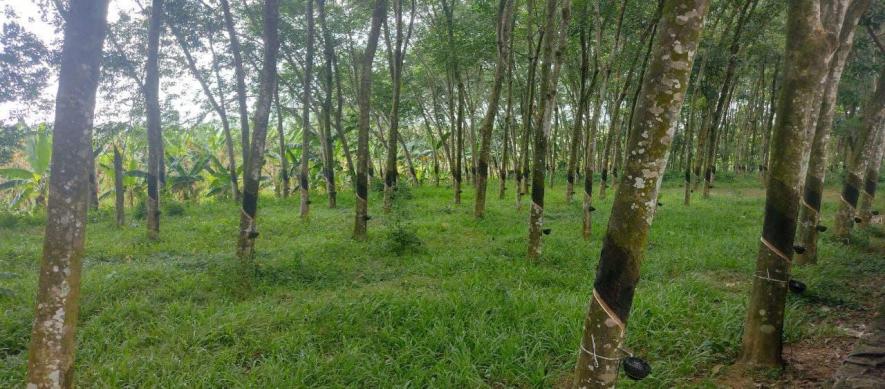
[796,0,870,265]
[317,0,336,207]
[596,0,627,200]
[383,0,416,213]
[833,66,885,240]
[702,0,756,199]
[353,0,388,240]
[145,0,164,241]
[566,0,591,205]
[572,0,708,386]
[299,0,315,219]
[113,144,125,227]
[739,0,848,368]
[236,0,280,258]
[526,0,570,260]
[858,125,884,226]
[220,0,251,167]
[475,0,516,218]
[25,0,110,387]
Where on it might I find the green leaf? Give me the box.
[0,168,35,179]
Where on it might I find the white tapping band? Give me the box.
[760,237,790,263]
[753,269,787,285]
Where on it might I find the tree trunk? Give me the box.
[333,54,355,183]
[353,0,387,240]
[796,0,869,265]
[26,1,109,386]
[858,126,884,227]
[113,144,125,227]
[595,0,627,200]
[475,0,516,218]
[299,0,315,219]
[318,0,337,207]
[145,0,164,241]
[220,0,251,169]
[834,66,885,240]
[236,0,280,259]
[703,0,756,199]
[572,1,708,386]
[274,86,290,198]
[739,0,845,367]
[384,0,415,212]
[517,0,542,210]
[567,0,590,204]
[527,0,571,260]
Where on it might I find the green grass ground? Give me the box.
[1,176,883,387]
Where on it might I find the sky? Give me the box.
[1,0,204,126]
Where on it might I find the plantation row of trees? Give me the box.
[1,0,882,387]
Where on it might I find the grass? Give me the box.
[1,175,882,387]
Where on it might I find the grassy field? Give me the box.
[1,175,883,387]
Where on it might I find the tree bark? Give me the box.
[353,0,387,240]
[145,0,164,241]
[858,125,884,227]
[383,0,415,212]
[274,86,290,198]
[475,0,516,218]
[26,0,109,386]
[527,0,571,260]
[572,1,708,386]
[796,0,869,265]
[739,0,846,367]
[566,0,590,204]
[236,0,280,259]
[299,0,316,219]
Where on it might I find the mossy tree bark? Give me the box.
[26,0,109,386]
[236,0,280,258]
[475,0,516,218]
[834,66,885,240]
[220,0,250,168]
[739,0,846,368]
[572,0,708,385]
[527,0,571,260]
[796,0,870,265]
[145,0,164,241]
[353,0,387,240]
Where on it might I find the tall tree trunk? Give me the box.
[796,0,869,265]
[739,0,846,367]
[475,0,516,218]
[236,0,280,258]
[596,0,627,200]
[207,29,241,201]
[834,66,885,240]
[299,0,315,219]
[113,144,125,227]
[572,1,708,386]
[517,0,541,210]
[353,0,387,240]
[145,0,164,241]
[87,153,99,208]
[220,0,251,168]
[527,0,571,260]
[858,126,884,227]
[759,61,779,187]
[333,54,355,183]
[26,1,109,386]
[318,0,337,207]
[274,86,290,198]
[567,0,590,204]
[702,0,756,199]
[384,0,415,212]
[170,20,240,201]
[500,37,516,200]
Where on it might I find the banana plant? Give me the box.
[0,125,52,210]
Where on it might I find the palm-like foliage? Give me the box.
[0,125,51,210]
